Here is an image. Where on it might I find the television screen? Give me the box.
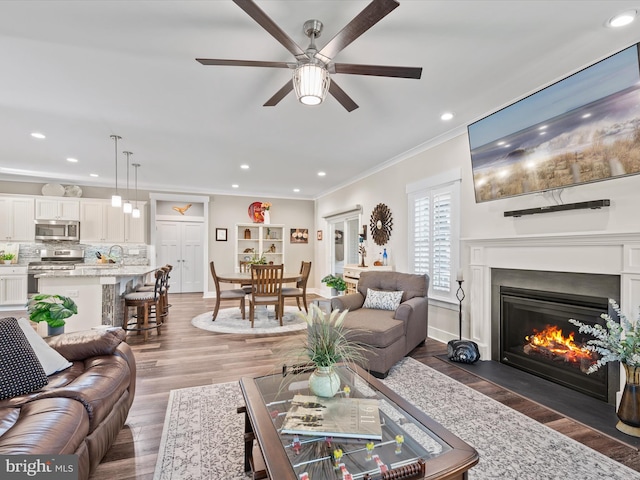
[468,43,640,203]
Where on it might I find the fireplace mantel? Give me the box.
[464,231,640,401]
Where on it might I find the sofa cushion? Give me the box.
[17,318,72,376]
[358,271,428,302]
[0,318,48,400]
[46,329,126,362]
[362,289,403,311]
[342,309,405,349]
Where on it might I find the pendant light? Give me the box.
[132,163,141,219]
[122,151,133,214]
[110,135,122,207]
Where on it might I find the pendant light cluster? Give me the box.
[110,135,142,218]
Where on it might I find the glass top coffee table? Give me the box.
[239,364,478,480]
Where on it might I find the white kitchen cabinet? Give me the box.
[235,223,285,269]
[124,202,146,243]
[0,196,35,241]
[35,198,80,220]
[80,199,124,243]
[0,266,28,306]
[156,221,204,292]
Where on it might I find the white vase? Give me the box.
[308,365,341,397]
[263,210,270,224]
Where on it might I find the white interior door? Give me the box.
[156,220,204,293]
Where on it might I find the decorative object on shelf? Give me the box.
[248,201,264,223]
[287,304,368,397]
[359,245,367,268]
[244,228,251,239]
[321,274,347,296]
[243,248,255,254]
[383,248,388,266]
[215,228,227,242]
[26,294,78,337]
[370,203,393,246]
[247,252,267,265]
[172,203,192,215]
[291,228,309,244]
[268,243,276,253]
[569,299,640,436]
[261,202,272,224]
[317,230,323,241]
[447,273,480,364]
[41,183,65,197]
[63,185,83,197]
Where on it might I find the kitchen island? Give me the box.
[35,265,157,333]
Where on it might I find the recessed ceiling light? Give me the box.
[440,112,454,121]
[232,184,239,188]
[317,171,326,177]
[66,157,78,163]
[240,164,249,169]
[31,132,46,139]
[293,188,300,193]
[608,10,636,27]
[89,173,99,177]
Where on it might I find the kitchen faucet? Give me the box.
[108,245,125,265]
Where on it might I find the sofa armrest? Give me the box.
[331,293,365,312]
[45,329,126,361]
[394,296,427,322]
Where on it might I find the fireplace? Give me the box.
[500,286,618,403]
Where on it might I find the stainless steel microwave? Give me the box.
[34,220,80,241]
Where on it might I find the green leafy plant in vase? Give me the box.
[1,253,15,265]
[321,274,347,296]
[286,303,368,397]
[27,294,78,336]
[569,299,640,436]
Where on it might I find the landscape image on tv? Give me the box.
[468,43,640,203]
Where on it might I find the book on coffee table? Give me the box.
[281,394,382,440]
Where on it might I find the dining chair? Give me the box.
[238,260,253,294]
[210,261,247,321]
[249,264,284,328]
[281,261,312,313]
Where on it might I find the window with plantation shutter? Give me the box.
[407,170,461,304]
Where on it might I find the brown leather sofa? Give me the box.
[0,328,136,480]
[331,271,429,378]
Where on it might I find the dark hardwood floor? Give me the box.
[88,292,640,479]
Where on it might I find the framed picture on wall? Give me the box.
[216,228,228,241]
[317,230,323,241]
[291,228,309,244]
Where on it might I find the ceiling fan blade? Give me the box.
[316,0,399,63]
[233,0,307,60]
[264,80,294,107]
[333,63,422,79]
[328,81,359,112]
[196,58,293,69]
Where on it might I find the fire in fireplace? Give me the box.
[500,287,617,403]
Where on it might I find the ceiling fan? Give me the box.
[196,0,422,112]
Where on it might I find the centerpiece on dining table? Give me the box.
[285,303,369,397]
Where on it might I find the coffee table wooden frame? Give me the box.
[239,364,479,480]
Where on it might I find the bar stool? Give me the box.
[137,266,171,320]
[123,269,164,341]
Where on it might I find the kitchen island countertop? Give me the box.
[34,265,156,278]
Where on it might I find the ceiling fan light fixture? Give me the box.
[293,63,330,106]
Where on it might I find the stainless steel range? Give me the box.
[27,248,85,294]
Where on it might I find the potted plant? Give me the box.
[1,253,15,265]
[287,304,368,397]
[321,274,347,296]
[26,294,78,336]
[569,299,640,436]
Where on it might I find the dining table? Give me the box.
[216,271,302,285]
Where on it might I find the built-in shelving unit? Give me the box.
[235,223,285,270]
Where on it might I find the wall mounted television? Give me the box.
[468,42,640,203]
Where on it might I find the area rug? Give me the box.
[191,306,307,334]
[154,357,640,480]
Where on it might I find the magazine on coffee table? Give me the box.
[281,394,382,440]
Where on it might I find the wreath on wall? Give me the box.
[370,203,393,246]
